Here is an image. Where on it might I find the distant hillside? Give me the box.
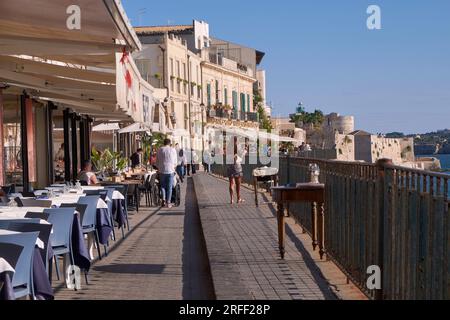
[386,129,450,155]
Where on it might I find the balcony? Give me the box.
[207,107,259,123]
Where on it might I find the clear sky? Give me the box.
[122,0,450,134]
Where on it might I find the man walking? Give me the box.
[156,139,178,208]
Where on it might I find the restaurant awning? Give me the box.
[170,129,191,138]
[0,0,150,122]
[92,123,121,132]
[257,131,298,143]
[118,123,152,134]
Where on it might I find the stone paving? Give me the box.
[54,178,214,300]
[53,172,365,300]
[193,173,366,300]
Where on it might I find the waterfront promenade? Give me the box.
[54,173,365,300]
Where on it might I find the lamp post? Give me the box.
[200,102,205,163]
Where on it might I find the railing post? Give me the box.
[286,154,291,185]
[375,158,393,300]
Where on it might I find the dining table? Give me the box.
[100,179,143,213]
[36,192,114,246]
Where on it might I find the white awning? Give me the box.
[258,131,297,143]
[0,0,150,122]
[92,123,120,132]
[170,129,190,137]
[118,123,152,134]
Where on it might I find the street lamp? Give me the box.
[200,103,205,162]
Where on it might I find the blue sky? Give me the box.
[122,0,450,134]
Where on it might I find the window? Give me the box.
[183,63,187,95]
[240,93,246,113]
[176,61,181,93]
[207,83,212,107]
[224,88,228,106]
[170,58,174,91]
[232,91,238,110]
[215,80,219,103]
[247,94,251,112]
[135,59,151,82]
[184,103,189,130]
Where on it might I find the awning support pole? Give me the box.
[20,93,30,192]
[71,113,79,182]
[63,108,71,183]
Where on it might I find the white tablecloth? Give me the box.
[0,258,14,274]
[144,171,157,182]
[47,195,108,209]
[41,188,124,201]
[0,229,44,249]
[79,188,124,201]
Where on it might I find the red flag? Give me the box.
[120,47,129,65]
[125,70,132,88]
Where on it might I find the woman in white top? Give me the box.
[176,149,186,183]
[78,160,98,186]
[227,143,247,204]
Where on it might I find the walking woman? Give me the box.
[227,152,245,204]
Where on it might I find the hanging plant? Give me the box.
[191,81,197,87]
[176,77,183,82]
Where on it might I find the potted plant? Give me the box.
[176,77,182,82]
[154,73,161,79]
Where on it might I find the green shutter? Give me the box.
[232,91,237,110]
[207,84,211,107]
[240,93,246,112]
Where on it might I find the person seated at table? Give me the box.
[78,160,98,185]
[130,148,143,169]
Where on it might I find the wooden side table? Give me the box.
[252,167,279,207]
[271,183,325,260]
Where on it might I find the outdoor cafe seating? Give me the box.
[0,182,131,300]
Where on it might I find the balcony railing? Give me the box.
[207,108,259,123]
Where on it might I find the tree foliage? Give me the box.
[290,107,324,127]
[254,89,272,132]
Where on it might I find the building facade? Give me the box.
[134,20,266,157]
